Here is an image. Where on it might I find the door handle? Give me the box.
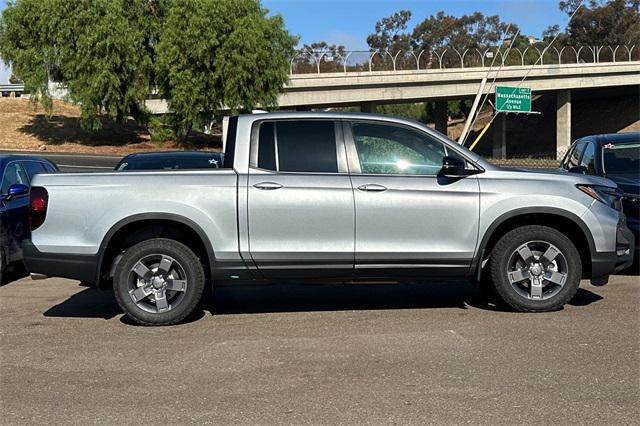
[357,184,388,192]
[253,182,283,190]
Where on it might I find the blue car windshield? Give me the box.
[602,141,640,175]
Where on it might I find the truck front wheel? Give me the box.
[490,225,582,312]
[113,238,205,326]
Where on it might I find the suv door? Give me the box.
[345,120,481,278]
[247,119,354,279]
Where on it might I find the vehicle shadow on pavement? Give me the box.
[207,282,604,315]
[41,281,605,323]
[44,284,122,320]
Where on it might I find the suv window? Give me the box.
[42,162,57,173]
[1,162,29,194]
[22,161,46,180]
[580,142,596,174]
[257,120,338,173]
[351,122,446,175]
[564,142,585,169]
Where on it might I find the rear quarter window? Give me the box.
[255,120,339,173]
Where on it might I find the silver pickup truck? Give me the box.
[23,112,634,325]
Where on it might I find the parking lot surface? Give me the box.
[1,274,639,425]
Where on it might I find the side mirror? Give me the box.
[4,183,29,202]
[568,165,587,175]
[440,156,468,178]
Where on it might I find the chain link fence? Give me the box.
[291,44,639,74]
[484,148,568,169]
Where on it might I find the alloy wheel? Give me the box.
[127,254,188,313]
[506,240,569,301]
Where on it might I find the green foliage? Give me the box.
[1,0,295,141]
[0,0,56,110]
[148,116,175,145]
[560,0,640,45]
[156,0,296,141]
[0,0,155,130]
[367,10,413,52]
[411,11,518,51]
[376,103,428,123]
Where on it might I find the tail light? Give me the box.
[29,186,48,231]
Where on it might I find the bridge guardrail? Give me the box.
[290,44,639,75]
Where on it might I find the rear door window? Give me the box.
[21,161,47,180]
[42,162,58,173]
[256,120,339,173]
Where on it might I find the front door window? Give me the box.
[351,122,446,175]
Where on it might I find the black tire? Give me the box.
[113,238,205,326]
[490,225,582,312]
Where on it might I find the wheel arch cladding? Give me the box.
[477,208,595,279]
[97,213,215,286]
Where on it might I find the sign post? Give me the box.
[495,86,532,113]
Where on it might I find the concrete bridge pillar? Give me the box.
[434,101,448,136]
[492,114,507,159]
[360,101,377,113]
[556,90,572,158]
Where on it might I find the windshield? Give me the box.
[602,141,640,175]
[116,154,223,171]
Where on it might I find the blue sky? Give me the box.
[0,0,568,83]
[263,0,567,49]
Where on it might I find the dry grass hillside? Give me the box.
[0,97,220,154]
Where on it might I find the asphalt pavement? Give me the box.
[39,152,121,172]
[1,274,638,425]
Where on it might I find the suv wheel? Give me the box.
[490,225,582,312]
[113,238,205,326]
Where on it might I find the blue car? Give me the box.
[560,133,640,260]
[0,155,58,283]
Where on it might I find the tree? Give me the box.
[0,0,58,111]
[367,10,412,52]
[411,11,518,51]
[156,0,296,141]
[559,0,640,45]
[0,0,156,130]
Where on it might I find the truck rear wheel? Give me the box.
[113,238,205,326]
[490,225,582,312]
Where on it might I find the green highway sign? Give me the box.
[495,86,532,113]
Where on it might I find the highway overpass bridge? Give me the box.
[145,60,639,156]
